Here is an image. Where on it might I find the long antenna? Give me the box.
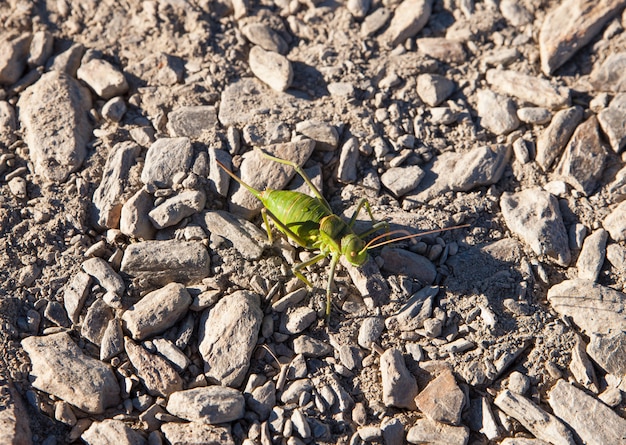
[360,224,471,253]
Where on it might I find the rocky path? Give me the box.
[1,0,626,444]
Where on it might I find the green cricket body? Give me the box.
[258,189,369,266]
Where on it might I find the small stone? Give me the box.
[199,210,269,260]
[381,165,425,197]
[81,299,114,346]
[547,279,626,335]
[199,291,263,387]
[358,316,385,349]
[380,248,437,284]
[361,8,391,38]
[21,332,120,414]
[81,257,125,296]
[63,271,91,324]
[416,37,466,64]
[291,409,311,439]
[120,188,156,240]
[415,368,465,425]
[536,106,583,171]
[82,419,146,445]
[208,147,232,197]
[347,0,371,18]
[429,107,457,125]
[380,348,418,409]
[540,0,625,75]
[0,34,31,84]
[406,418,469,445]
[358,426,382,441]
[161,423,234,445]
[549,379,626,445]
[166,105,217,139]
[282,307,317,334]
[120,240,210,289]
[101,96,127,123]
[166,386,245,424]
[295,120,339,151]
[141,137,193,189]
[241,23,288,55]
[554,116,608,195]
[591,52,626,93]
[17,70,92,182]
[337,136,359,184]
[92,141,142,229]
[416,74,455,107]
[517,107,551,125]
[381,0,432,48]
[247,380,276,421]
[598,93,626,152]
[100,318,124,361]
[486,69,570,109]
[122,282,191,340]
[576,229,607,281]
[281,379,313,404]
[148,190,206,229]
[500,0,532,26]
[292,335,333,357]
[507,371,530,395]
[77,58,128,99]
[495,389,575,445]
[587,332,626,376]
[7,177,27,199]
[124,337,183,397]
[476,89,519,135]
[500,188,570,266]
[569,335,598,392]
[512,138,532,164]
[381,418,404,445]
[604,200,626,242]
[248,46,293,92]
[606,243,626,272]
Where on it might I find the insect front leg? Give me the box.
[325,253,340,321]
[348,198,390,237]
[293,252,327,288]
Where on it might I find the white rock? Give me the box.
[77,58,128,99]
[248,46,293,92]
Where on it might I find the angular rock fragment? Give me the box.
[415,368,465,425]
[22,332,120,414]
[500,188,571,266]
[161,423,234,445]
[597,93,626,152]
[120,240,210,288]
[486,69,570,109]
[381,0,432,48]
[295,120,339,151]
[248,46,293,92]
[148,190,206,229]
[590,51,626,93]
[63,271,92,324]
[228,139,315,218]
[342,256,391,310]
[554,116,608,195]
[416,37,466,64]
[81,299,114,345]
[166,386,245,424]
[141,137,193,188]
[406,418,469,445]
[82,257,125,297]
[380,348,418,409]
[0,33,31,84]
[575,229,607,281]
[122,282,191,340]
[166,105,217,139]
[417,73,455,107]
[539,0,625,75]
[381,165,425,197]
[199,291,263,387]
[81,419,145,445]
[77,58,128,99]
[241,23,288,54]
[17,70,92,182]
[0,378,32,444]
[92,141,142,229]
[547,279,626,335]
[293,335,333,357]
[385,286,437,331]
[569,335,598,393]
[120,188,156,240]
[495,390,575,445]
[337,136,360,184]
[380,248,437,284]
[198,210,269,260]
[549,379,626,445]
[536,106,583,171]
[124,337,183,397]
[476,89,519,135]
[603,200,626,242]
[208,147,232,197]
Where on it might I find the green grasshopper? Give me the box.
[217,150,467,319]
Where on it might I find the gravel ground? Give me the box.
[2,0,626,444]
